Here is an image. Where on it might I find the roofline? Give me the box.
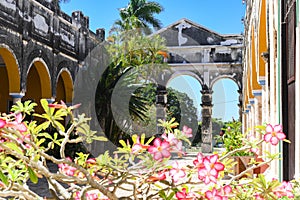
[150,18,221,37]
[151,18,244,40]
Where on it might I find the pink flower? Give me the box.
[86,158,96,165]
[131,137,149,154]
[274,181,294,198]
[58,158,77,176]
[74,190,108,200]
[169,161,186,182]
[205,188,223,200]
[182,126,193,138]
[222,185,232,195]
[49,100,81,110]
[193,152,205,168]
[162,133,183,153]
[197,154,224,184]
[148,138,170,161]
[176,188,197,200]
[0,119,6,128]
[147,170,167,182]
[264,124,286,145]
[6,113,27,132]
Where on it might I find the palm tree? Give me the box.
[111,0,164,34]
[95,32,168,145]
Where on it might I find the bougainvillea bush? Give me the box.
[0,100,298,199]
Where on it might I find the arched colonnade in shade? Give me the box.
[0,44,74,114]
[0,0,104,115]
[153,19,244,153]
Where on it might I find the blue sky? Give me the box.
[61,0,245,122]
[61,0,246,34]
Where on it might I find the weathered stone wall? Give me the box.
[0,0,104,95]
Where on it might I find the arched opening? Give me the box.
[55,70,73,104]
[0,47,20,113]
[167,74,202,146]
[211,78,239,146]
[24,60,52,114]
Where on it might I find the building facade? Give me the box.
[0,0,104,114]
[153,18,244,153]
[242,0,300,180]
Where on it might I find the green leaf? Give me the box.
[5,142,23,155]
[158,190,167,199]
[35,121,51,132]
[38,132,53,140]
[36,138,46,147]
[166,192,175,200]
[53,121,65,132]
[119,140,127,148]
[0,171,8,186]
[40,99,50,114]
[28,167,38,184]
[93,136,108,142]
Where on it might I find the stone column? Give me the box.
[10,93,25,104]
[238,89,243,122]
[201,88,213,153]
[156,84,167,135]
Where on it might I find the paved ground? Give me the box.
[27,147,226,199]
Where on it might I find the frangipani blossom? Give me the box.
[74,190,109,200]
[176,188,198,200]
[5,113,27,133]
[131,137,149,154]
[182,125,193,138]
[169,161,186,182]
[203,155,224,173]
[148,138,170,161]
[147,170,167,182]
[205,188,223,200]
[196,154,224,184]
[198,167,218,184]
[193,152,205,168]
[58,157,77,176]
[274,181,294,198]
[162,133,183,153]
[49,100,81,110]
[0,119,6,128]
[264,124,286,145]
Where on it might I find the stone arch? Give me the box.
[166,70,203,86]
[0,45,21,93]
[0,45,21,112]
[23,58,52,114]
[211,78,240,121]
[210,75,241,90]
[55,68,73,104]
[166,71,203,144]
[22,49,52,91]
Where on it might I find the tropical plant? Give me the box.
[0,100,295,200]
[111,0,164,34]
[95,31,168,145]
[222,120,253,156]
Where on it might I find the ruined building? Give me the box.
[0,0,104,113]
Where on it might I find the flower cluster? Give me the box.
[0,113,27,133]
[0,100,297,200]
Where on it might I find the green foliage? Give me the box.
[95,31,168,145]
[222,120,253,156]
[11,100,37,115]
[111,0,163,34]
[0,100,296,200]
[34,99,67,132]
[251,174,281,199]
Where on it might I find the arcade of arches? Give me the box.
[0,49,73,115]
